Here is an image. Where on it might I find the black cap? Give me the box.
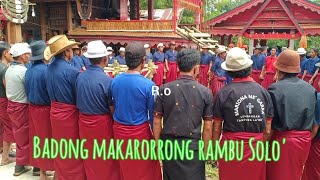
[125,42,146,60]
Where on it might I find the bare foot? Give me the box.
[0,157,15,166]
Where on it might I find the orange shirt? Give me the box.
[265,56,277,73]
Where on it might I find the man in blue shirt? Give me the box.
[25,41,53,179]
[210,46,231,97]
[115,47,126,65]
[111,42,162,180]
[76,40,120,180]
[165,41,178,83]
[302,91,320,179]
[199,45,213,86]
[45,35,85,180]
[297,48,308,78]
[107,46,116,64]
[70,45,84,72]
[80,45,91,71]
[251,45,265,84]
[304,48,320,85]
[144,44,153,63]
[153,43,165,86]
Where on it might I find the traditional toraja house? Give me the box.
[68,0,204,47]
[203,0,320,54]
[0,0,206,48]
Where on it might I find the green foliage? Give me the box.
[140,0,172,10]
[180,10,194,24]
[204,0,250,21]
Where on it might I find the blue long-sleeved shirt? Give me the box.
[46,57,79,105]
[76,65,113,114]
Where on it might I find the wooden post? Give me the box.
[173,0,177,33]
[120,0,128,20]
[129,0,140,20]
[67,0,73,33]
[6,22,22,44]
[40,3,47,40]
[147,0,153,20]
[194,12,200,29]
[249,39,254,55]
[220,35,225,45]
[228,35,233,45]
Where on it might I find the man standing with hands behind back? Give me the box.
[154,48,213,180]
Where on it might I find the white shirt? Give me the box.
[5,63,28,103]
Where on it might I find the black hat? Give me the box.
[30,40,47,61]
[125,42,146,60]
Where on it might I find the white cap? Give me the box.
[119,47,125,52]
[106,46,114,51]
[10,43,31,57]
[297,48,306,55]
[157,43,164,48]
[221,47,253,72]
[83,40,112,58]
[144,44,150,49]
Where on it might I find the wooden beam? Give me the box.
[239,0,272,35]
[148,0,153,20]
[120,0,128,20]
[277,0,304,34]
[40,2,47,40]
[67,0,73,33]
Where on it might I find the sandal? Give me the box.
[13,166,32,176]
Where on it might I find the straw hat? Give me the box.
[221,47,253,72]
[274,49,300,73]
[44,35,80,60]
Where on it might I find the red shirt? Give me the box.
[265,56,277,73]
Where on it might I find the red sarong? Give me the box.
[0,117,2,148]
[199,65,209,87]
[297,74,302,79]
[28,104,37,167]
[302,138,320,180]
[0,98,14,143]
[303,74,312,83]
[313,73,320,92]
[210,75,226,98]
[29,104,54,171]
[107,72,114,78]
[79,113,120,180]
[166,62,178,83]
[219,132,265,180]
[113,121,162,180]
[7,101,29,166]
[267,131,311,180]
[251,70,262,84]
[153,62,164,86]
[261,72,275,89]
[51,101,85,180]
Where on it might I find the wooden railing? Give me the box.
[86,20,174,32]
